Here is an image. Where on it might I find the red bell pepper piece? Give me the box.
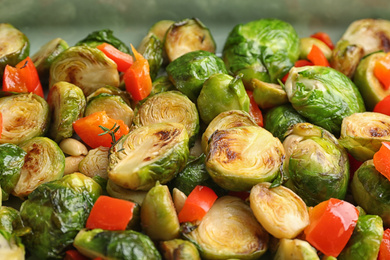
[374,53,390,90]
[374,95,390,116]
[310,32,334,50]
[96,43,133,73]
[246,90,263,127]
[379,228,390,260]
[64,250,89,260]
[307,45,330,67]
[373,141,390,181]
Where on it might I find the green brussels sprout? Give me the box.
[222,18,300,87]
[182,196,269,259]
[0,230,25,260]
[284,66,365,135]
[0,23,29,77]
[166,50,227,102]
[108,122,189,191]
[12,137,65,198]
[137,33,163,80]
[0,93,49,145]
[106,179,147,205]
[49,46,120,96]
[283,123,350,206]
[339,112,390,162]
[300,37,332,60]
[0,143,26,201]
[73,228,161,260]
[75,29,130,54]
[0,206,24,235]
[141,182,180,241]
[197,73,250,124]
[133,91,199,145]
[79,146,109,179]
[149,20,175,42]
[330,40,364,78]
[351,160,390,226]
[149,76,176,97]
[353,52,390,110]
[20,172,102,259]
[338,215,383,260]
[31,37,69,80]
[250,182,309,239]
[160,239,201,260]
[164,18,216,62]
[264,104,307,142]
[47,81,86,143]
[252,79,288,109]
[206,125,285,191]
[274,238,319,260]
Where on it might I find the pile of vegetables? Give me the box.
[0,16,390,259]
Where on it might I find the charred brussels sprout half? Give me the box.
[137,33,163,80]
[133,91,199,145]
[149,20,175,42]
[182,196,269,259]
[283,123,349,206]
[206,125,285,191]
[164,18,216,62]
[20,172,102,259]
[0,230,25,260]
[0,93,49,145]
[222,18,299,86]
[49,46,120,96]
[108,122,189,191]
[79,146,109,179]
[160,239,200,260]
[274,238,319,260]
[75,29,130,54]
[47,81,86,143]
[339,112,390,162]
[284,66,365,135]
[0,23,29,77]
[74,228,161,260]
[330,40,364,78]
[166,50,227,102]
[197,73,250,125]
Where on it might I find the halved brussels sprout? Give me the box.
[283,123,350,206]
[160,239,200,260]
[353,52,390,110]
[300,37,332,60]
[75,29,130,54]
[338,215,383,260]
[250,182,309,239]
[49,46,120,96]
[12,137,65,198]
[0,23,29,77]
[141,182,180,241]
[0,230,25,260]
[339,112,390,162]
[106,179,147,205]
[197,73,250,125]
[164,18,216,62]
[108,122,189,191]
[274,238,319,260]
[0,143,26,201]
[264,104,307,142]
[252,79,288,109]
[20,172,102,259]
[0,93,49,145]
[222,18,300,87]
[284,66,365,135]
[206,125,285,191]
[166,50,227,102]
[73,228,161,260]
[149,76,176,97]
[0,206,24,235]
[47,81,86,143]
[79,146,109,179]
[351,160,390,226]
[137,33,163,80]
[182,196,269,259]
[330,40,364,78]
[133,91,199,145]
[201,110,257,154]
[149,20,175,42]
[86,85,132,106]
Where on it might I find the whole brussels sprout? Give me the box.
[197,73,250,125]
[20,172,102,259]
[75,29,130,54]
[283,123,350,206]
[284,66,365,135]
[274,238,319,260]
[160,239,200,260]
[137,33,163,80]
[222,18,300,87]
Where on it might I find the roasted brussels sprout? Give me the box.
[0,206,24,235]
[20,172,102,259]
[351,160,390,226]
[0,143,26,201]
[47,81,86,143]
[284,66,365,135]
[0,23,29,77]
[300,37,332,61]
[75,29,130,54]
[222,18,300,87]
[264,104,307,142]
[79,146,109,179]
[73,228,161,260]
[166,50,227,102]
[252,79,288,109]
[330,40,364,78]
[283,123,349,206]
[149,20,175,42]
[206,125,284,191]
[108,122,189,191]
[197,73,250,124]
[274,238,319,260]
[137,33,163,80]
[106,179,147,205]
[86,85,131,106]
[49,46,120,96]
[133,91,199,145]
[160,239,201,260]
[164,18,216,62]
[339,112,390,162]
[338,215,383,260]
[250,182,309,239]
[0,230,25,260]
[183,196,268,259]
[0,93,49,145]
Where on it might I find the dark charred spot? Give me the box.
[23,144,41,171]
[369,127,390,137]
[155,129,180,142]
[377,31,390,52]
[143,156,152,162]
